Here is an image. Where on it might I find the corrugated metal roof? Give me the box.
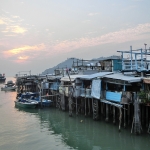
[48,75,62,80]
[79,72,113,80]
[104,73,142,83]
[60,75,87,81]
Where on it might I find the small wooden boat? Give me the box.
[14,99,38,109]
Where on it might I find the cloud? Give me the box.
[18,56,29,60]
[0,19,6,24]
[0,16,27,35]
[47,23,150,55]
[12,16,20,19]
[10,44,45,54]
[10,25,27,33]
[1,25,27,34]
[82,20,91,23]
[3,44,46,60]
[88,12,100,16]
[2,23,150,62]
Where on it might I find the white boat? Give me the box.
[1,80,16,91]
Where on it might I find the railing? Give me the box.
[80,88,92,98]
[122,61,148,71]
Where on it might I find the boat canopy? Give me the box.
[104,73,142,83]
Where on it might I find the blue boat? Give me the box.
[16,92,53,107]
[15,99,38,109]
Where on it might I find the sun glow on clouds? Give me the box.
[50,23,150,54]
[0,17,27,34]
[0,19,6,24]
[2,25,27,34]
[2,23,150,62]
[18,56,29,60]
[3,44,45,62]
[11,25,27,33]
[6,44,45,55]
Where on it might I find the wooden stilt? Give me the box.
[128,104,130,125]
[148,119,150,134]
[146,106,148,128]
[93,99,98,120]
[101,102,103,118]
[68,92,73,117]
[88,98,90,115]
[105,104,109,122]
[124,104,126,128]
[85,98,86,116]
[131,92,142,134]
[113,106,116,124]
[60,93,65,111]
[119,108,122,132]
[76,97,78,115]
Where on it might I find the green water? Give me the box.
[0,77,150,150]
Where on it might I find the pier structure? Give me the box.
[117,46,150,134]
[72,56,122,74]
[15,46,150,135]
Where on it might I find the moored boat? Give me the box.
[1,80,16,91]
[0,73,6,82]
[14,99,38,109]
[16,92,53,107]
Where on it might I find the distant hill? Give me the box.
[41,55,121,75]
[42,58,78,74]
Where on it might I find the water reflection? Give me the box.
[0,81,5,84]
[14,107,150,150]
[15,106,39,114]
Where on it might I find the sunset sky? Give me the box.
[1,0,150,76]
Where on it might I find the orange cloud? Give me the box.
[0,17,27,34]
[12,56,30,63]
[11,25,27,33]
[3,43,46,63]
[4,44,45,56]
[18,56,29,60]
[50,23,150,54]
[2,25,27,34]
[0,19,6,24]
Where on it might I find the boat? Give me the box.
[31,97,53,107]
[16,92,53,107]
[0,73,6,82]
[1,80,16,91]
[14,99,38,108]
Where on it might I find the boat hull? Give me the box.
[14,101,38,109]
[0,78,6,82]
[1,87,16,91]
